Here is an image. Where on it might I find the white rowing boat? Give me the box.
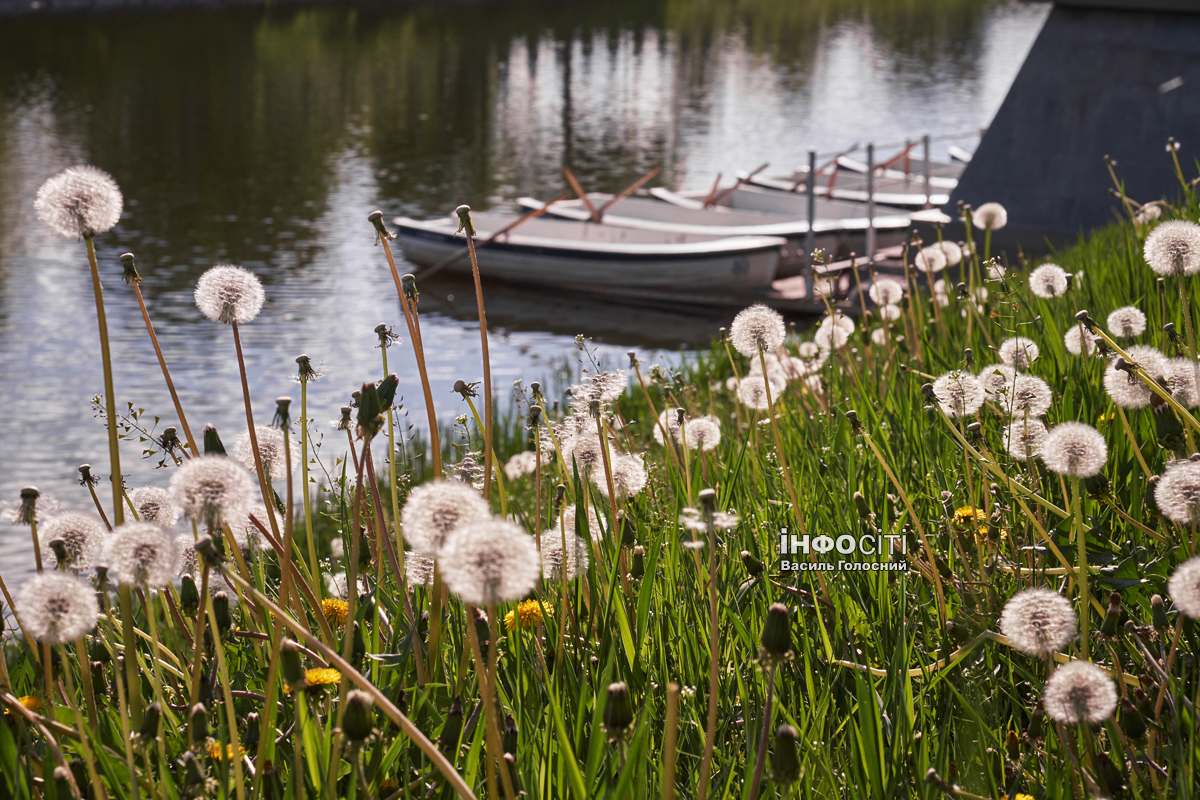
[742,168,951,208]
[518,190,940,273]
[394,211,786,291]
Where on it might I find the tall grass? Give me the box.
[3,163,1200,800]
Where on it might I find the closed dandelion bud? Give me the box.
[698,488,717,515]
[503,713,518,755]
[48,539,69,568]
[139,701,162,740]
[280,640,306,689]
[180,575,200,615]
[377,374,399,409]
[853,492,870,520]
[473,608,490,661]
[1120,698,1147,740]
[90,661,104,693]
[190,703,209,743]
[1144,475,1162,519]
[69,759,86,797]
[1096,752,1125,796]
[213,592,232,634]
[203,424,227,456]
[741,550,764,577]
[1134,687,1155,718]
[401,273,418,301]
[54,766,70,796]
[760,603,793,663]
[181,751,204,787]
[1025,701,1045,741]
[357,382,385,440]
[78,464,98,487]
[1151,594,1168,631]
[1005,729,1020,760]
[1100,592,1122,638]
[342,690,375,742]
[244,712,260,748]
[765,723,800,784]
[438,698,464,756]
[352,621,366,668]
[194,535,223,568]
[1084,472,1110,499]
[631,545,645,578]
[603,682,635,733]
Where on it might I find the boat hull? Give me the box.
[395,217,783,291]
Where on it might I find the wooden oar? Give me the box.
[413,192,572,280]
[788,144,858,192]
[707,162,768,207]
[597,166,662,218]
[563,167,601,222]
[701,172,723,207]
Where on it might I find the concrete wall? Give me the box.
[947,4,1200,252]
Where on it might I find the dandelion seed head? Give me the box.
[169,455,256,530]
[973,202,1008,230]
[1165,358,1200,407]
[504,451,538,482]
[1144,219,1200,277]
[1064,323,1099,357]
[931,371,985,417]
[1104,357,1157,409]
[228,504,271,552]
[998,337,1039,370]
[1000,588,1076,656]
[1167,556,1200,619]
[1125,345,1168,378]
[400,481,491,558]
[1003,418,1048,460]
[194,265,265,324]
[878,304,901,321]
[1040,422,1107,478]
[729,304,786,357]
[1029,264,1069,299]
[868,280,903,306]
[538,529,589,581]
[685,415,722,451]
[813,322,849,351]
[568,370,627,414]
[234,425,297,482]
[104,522,179,589]
[1043,661,1118,725]
[914,246,947,274]
[562,419,612,474]
[34,165,123,240]
[555,505,604,543]
[797,341,821,360]
[1154,461,1200,525]
[932,240,963,266]
[128,487,180,528]
[325,571,367,599]
[405,550,435,587]
[593,453,647,500]
[737,376,776,411]
[16,572,99,644]
[1106,306,1147,338]
[870,328,888,345]
[653,408,684,445]
[1135,204,1162,225]
[440,518,540,607]
[978,364,1016,398]
[1002,374,1054,417]
[39,512,106,571]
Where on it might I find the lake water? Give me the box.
[0,0,1049,579]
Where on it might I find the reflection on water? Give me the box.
[0,0,1048,578]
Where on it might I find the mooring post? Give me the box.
[923,134,932,209]
[805,149,816,302]
[866,142,876,261]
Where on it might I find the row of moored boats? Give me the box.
[394,146,968,305]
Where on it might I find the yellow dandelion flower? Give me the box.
[322,598,349,625]
[505,599,551,632]
[952,505,986,533]
[1014,795,1036,800]
[206,742,246,761]
[284,666,342,694]
[18,696,42,713]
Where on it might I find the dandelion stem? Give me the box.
[462,224,495,503]
[299,374,323,613]
[205,599,246,800]
[230,320,284,557]
[84,237,123,530]
[1070,477,1090,660]
[662,682,679,800]
[747,664,775,800]
[696,524,721,800]
[130,279,197,453]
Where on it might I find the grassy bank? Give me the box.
[3,161,1200,800]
